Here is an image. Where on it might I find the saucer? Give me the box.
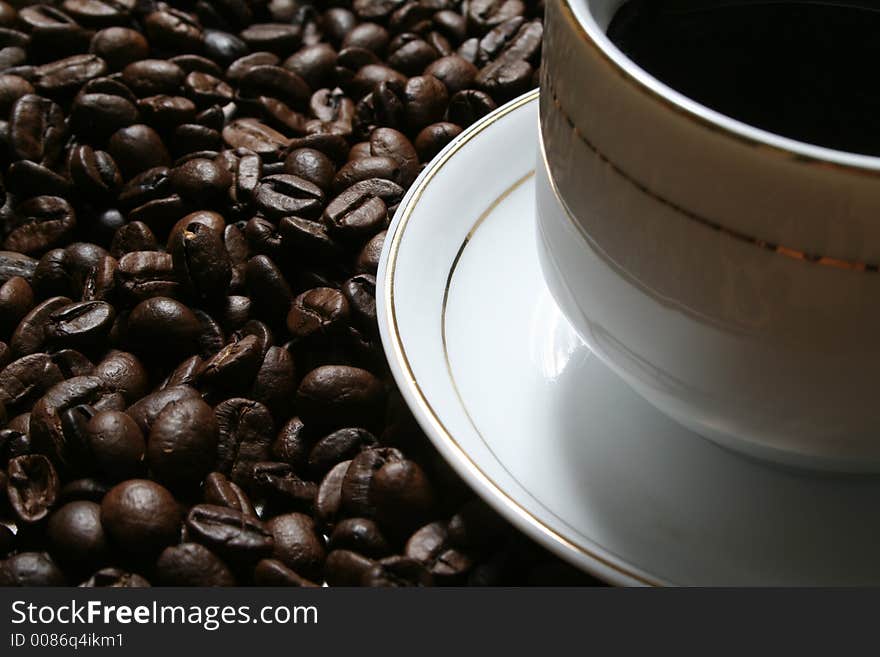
[377,90,880,586]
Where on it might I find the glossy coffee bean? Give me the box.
[253,558,317,586]
[147,397,218,488]
[266,512,325,581]
[185,504,274,563]
[330,517,390,558]
[84,410,144,480]
[0,552,66,586]
[156,543,236,586]
[7,454,60,523]
[100,479,181,555]
[361,555,433,587]
[47,500,110,572]
[297,365,385,429]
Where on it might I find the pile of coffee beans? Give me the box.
[0,0,597,586]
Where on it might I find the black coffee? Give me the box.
[608,1,880,155]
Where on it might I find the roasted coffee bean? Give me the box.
[298,365,385,430]
[118,167,171,211]
[0,552,66,586]
[283,147,336,191]
[0,253,37,286]
[50,349,94,378]
[324,179,401,241]
[254,173,324,219]
[271,416,313,473]
[203,471,256,517]
[249,346,295,421]
[147,397,217,488]
[369,127,419,184]
[100,479,181,555]
[168,210,226,247]
[245,255,293,324]
[223,118,289,160]
[284,44,336,89]
[309,87,355,124]
[287,287,350,341]
[266,512,325,581]
[334,156,402,191]
[238,65,311,108]
[115,252,179,303]
[253,557,317,586]
[9,296,71,357]
[226,51,279,83]
[127,297,200,360]
[0,277,34,339]
[468,0,526,31]
[199,334,262,393]
[58,477,108,504]
[424,55,478,94]
[251,461,317,511]
[7,454,59,523]
[144,8,203,54]
[405,521,473,582]
[203,30,248,65]
[476,58,534,102]
[185,504,274,563]
[341,447,403,518]
[351,63,407,97]
[6,160,70,200]
[122,59,185,97]
[330,517,390,558]
[89,27,149,71]
[309,428,377,477]
[414,121,462,160]
[93,350,148,404]
[214,397,274,484]
[9,94,64,166]
[355,231,385,275]
[61,0,135,28]
[33,54,107,97]
[84,410,144,479]
[107,124,171,179]
[279,216,341,263]
[239,23,301,56]
[109,223,158,259]
[69,146,122,202]
[70,92,139,140]
[156,542,235,586]
[324,548,375,586]
[47,500,109,572]
[387,35,438,76]
[244,216,283,259]
[137,94,197,129]
[5,196,76,257]
[373,458,435,533]
[125,385,200,436]
[79,567,149,587]
[170,220,231,303]
[361,555,433,586]
[45,301,115,352]
[447,88,497,126]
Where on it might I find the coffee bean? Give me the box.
[185,504,274,563]
[125,385,201,435]
[447,88,497,126]
[424,55,478,94]
[101,479,181,555]
[8,94,65,166]
[84,410,144,480]
[214,397,274,484]
[137,94,197,130]
[330,516,390,558]
[115,251,179,304]
[468,0,526,31]
[89,27,149,71]
[7,454,59,523]
[69,145,123,202]
[93,350,148,404]
[107,124,171,179]
[361,555,433,586]
[10,296,71,357]
[170,220,231,303]
[324,178,401,241]
[284,44,336,89]
[254,173,324,218]
[222,118,289,160]
[0,276,34,337]
[127,297,200,360]
[0,75,33,117]
[250,461,317,511]
[203,30,248,66]
[203,471,256,517]
[298,365,385,430]
[476,57,533,102]
[250,346,295,421]
[156,542,236,586]
[79,567,149,587]
[283,147,336,191]
[341,447,403,518]
[287,287,350,342]
[278,216,341,263]
[147,397,217,489]
[314,459,350,530]
[239,23,301,55]
[253,557,317,586]
[144,8,204,54]
[414,121,462,160]
[4,196,76,257]
[266,512,325,581]
[405,521,473,582]
[122,59,185,97]
[47,500,110,572]
[355,231,385,275]
[388,36,439,76]
[238,64,311,108]
[0,552,66,586]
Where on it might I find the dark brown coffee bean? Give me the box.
[271,416,313,473]
[61,0,135,28]
[330,517,391,558]
[0,552,66,586]
[90,350,145,404]
[115,251,179,304]
[125,385,200,435]
[183,71,234,108]
[6,159,72,201]
[4,196,76,257]
[0,353,62,414]
[0,75,33,117]
[109,223,157,260]
[308,427,377,477]
[342,274,377,334]
[185,503,274,563]
[214,397,274,484]
[405,521,473,582]
[351,63,407,97]
[127,297,201,360]
[137,94,197,129]
[361,555,433,586]
[33,54,107,97]
[223,118,289,160]
[7,454,59,523]
[69,145,122,202]
[70,92,139,140]
[244,255,292,325]
[203,471,256,517]
[226,51,279,83]
[199,334,262,393]
[238,64,311,108]
[323,548,373,585]
[8,94,64,166]
[250,345,295,421]
[424,55,477,94]
[121,59,185,97]
[324,179,401,241]
[47,500,110,572]
[373,459,435,533]
[147,397,218,489]
[248,463,314,512]
[9,296,71,357]
[309,87,355,124]
[0,276,34,338]
[355,231,384,275]
[107,124,171,179]
[333,156,403,191]
[278,216,341,263]
[314,459,350,530]
[79,566,149,587]
[89,27,148,70]
[157,542,235,586]
[298,365,385,430]
[370,127,419,184]
[84,409,144,480]
[401,74,448,130]
[283,147,335,191]
[45,300,115,351]
[239,23,301,56]
[476,57,533,102]
[286,288,349,344]
[101,479,181,555]
[265,512,325,581]
[202,29,248,65]
[168,209,226,247]
[170,220,232,303]
[387,35,438,76]
[254,558,317,586]
[414,121,462,160]
[283,43,336,89]
[254,173,324,219]
[145,8,204,54]
[468,0,525,32]
[341,447,403,517]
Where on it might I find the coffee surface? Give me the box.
[608,1,880,155]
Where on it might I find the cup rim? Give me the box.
[564,0,880,174]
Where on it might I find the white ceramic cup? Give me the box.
[536,0,880,471]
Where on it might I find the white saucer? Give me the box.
[378,91,880,586]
